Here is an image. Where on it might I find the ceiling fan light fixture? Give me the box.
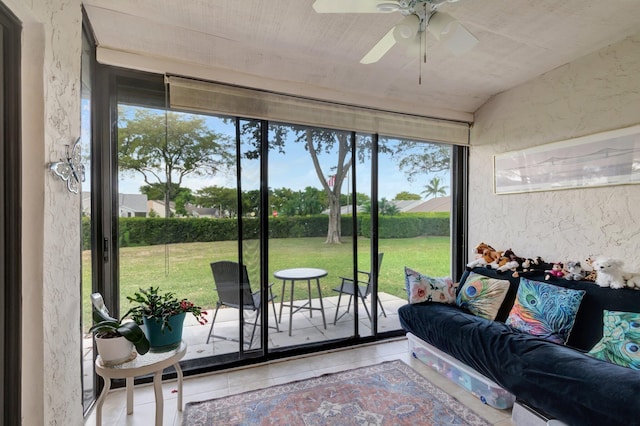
[376,2,401,12]
[392,14,420,43]
[404,33,422,57]
[427,11,456,41]
[427,11,478,55]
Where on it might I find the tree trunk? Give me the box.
[164,176,172,218]
[325,192,341,244]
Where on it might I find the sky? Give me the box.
[83,104,450,201]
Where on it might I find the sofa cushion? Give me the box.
[404,266,456,304]
[505,278,585,345]
[456,272,510,320]
[587,310,640,370]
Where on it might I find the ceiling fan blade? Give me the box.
[360,27,397,64]
[312,0,387,13]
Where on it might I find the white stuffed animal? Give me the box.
[592,257,626,289]
[623,273,640,290]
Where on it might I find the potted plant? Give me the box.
[90,293,150,365]
[125,286,208,351]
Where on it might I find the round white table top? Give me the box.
[274,268,328,280]
[95,341,187,378]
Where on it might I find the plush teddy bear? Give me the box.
[545,262,565,280]
[592,257,626,289]
[564,261,586,281]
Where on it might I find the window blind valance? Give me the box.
[167,76,469,145]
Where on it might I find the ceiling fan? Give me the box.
[312,0,478,64]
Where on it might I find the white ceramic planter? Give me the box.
[95,335,135,366]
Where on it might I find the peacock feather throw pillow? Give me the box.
[506,278,585,345]
[455,272,510,320]
[587,310,640,370]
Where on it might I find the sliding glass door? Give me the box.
[115,97,273,361]
[90,67,463,376]
[266,124,356,349]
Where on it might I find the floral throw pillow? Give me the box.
[404,267,457,304]
[506,278,585,345]
[587,310,640,370]
[455,272,510,320]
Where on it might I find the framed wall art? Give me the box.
[494,124,640,194]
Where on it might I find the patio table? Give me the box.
[275,268,328,336]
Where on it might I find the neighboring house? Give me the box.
[83,192,150,217]
[323,198,450,215]
[393,196,451,213]
[184,203,220,218]
[147,199,176,217]
[118,193,148,217]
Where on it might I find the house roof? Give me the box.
[401,196,450,213]
[118,193,148,213]
[83,0,640,122]
[391,197,450,213]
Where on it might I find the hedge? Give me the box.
[359,213,450,239]
[82,212,450,248]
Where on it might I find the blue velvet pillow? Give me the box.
[455,272,510,320]
[587,310,640,370]
[506,278,585,345]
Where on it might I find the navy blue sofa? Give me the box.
[398,267,640,426]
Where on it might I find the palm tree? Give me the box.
[422,177,448,199]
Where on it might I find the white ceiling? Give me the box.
[84,0,640,122]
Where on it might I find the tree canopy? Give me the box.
[238,122,361,243]
[391,141,450,182]
[118,107,233,217]
[394,191,421,200]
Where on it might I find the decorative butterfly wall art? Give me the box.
[49,137,85,194]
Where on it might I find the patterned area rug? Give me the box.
[183,360,491,426]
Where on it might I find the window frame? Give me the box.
[0,3,22,425]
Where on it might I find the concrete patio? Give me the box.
[180,292,406,360]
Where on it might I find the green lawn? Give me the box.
[82,236,450,331]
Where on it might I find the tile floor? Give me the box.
[84,337,514,425]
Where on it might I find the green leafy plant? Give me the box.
[125,286,208,332]
[90,308,150,355]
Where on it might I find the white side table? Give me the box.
[94,341,187,426]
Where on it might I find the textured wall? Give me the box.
[6,0,83,424]
[470,33,640,267]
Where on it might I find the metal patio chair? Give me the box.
[207,261,279,347]
[332,253,387,324]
